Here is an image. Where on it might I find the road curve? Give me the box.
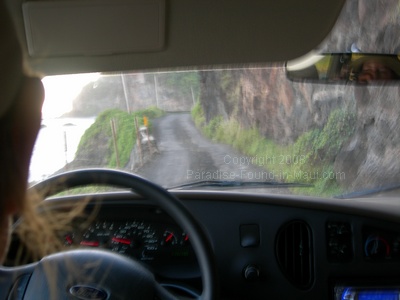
[137,113,290,194]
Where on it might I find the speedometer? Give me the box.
[80,221,114,248]
[111,221,159,260]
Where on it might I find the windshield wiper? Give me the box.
[334,183,400,199]
[167,180,313,190]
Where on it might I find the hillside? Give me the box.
[62,107,163,172]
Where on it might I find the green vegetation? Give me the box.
[78,106,164,168]
[191,101,206,127]
[192,102,356,197]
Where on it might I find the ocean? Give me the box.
[29,117,95,183]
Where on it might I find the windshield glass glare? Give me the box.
[30,0,400,198]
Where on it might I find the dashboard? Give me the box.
[8,190,400,299]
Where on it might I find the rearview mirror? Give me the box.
[286,53,400,84]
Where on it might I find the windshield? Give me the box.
[30,0,400,198]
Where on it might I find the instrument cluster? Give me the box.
[64,218,196,272]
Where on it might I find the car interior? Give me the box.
[2,0,400,299]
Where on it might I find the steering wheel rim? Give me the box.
[4,168,218,300]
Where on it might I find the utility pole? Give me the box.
[134,117,143,167]
[121,73,131,113]
[191,86,195,107]
[154,73,159,108]
[111,119,120,168]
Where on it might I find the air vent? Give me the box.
[275,220,313,289]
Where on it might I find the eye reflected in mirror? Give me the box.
[286,52,400,84]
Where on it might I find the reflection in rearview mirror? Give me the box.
[286,53,400,84]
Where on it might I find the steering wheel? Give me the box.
[1,169,218,300]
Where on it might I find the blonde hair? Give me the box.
[0,107,92,265]
[1,0,96,267]
[12,188,94,265]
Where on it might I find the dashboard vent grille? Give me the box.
[275,220,313,289]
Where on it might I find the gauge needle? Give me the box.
[166,233,174,242]
[65,235,73,245]
[112,237,131,245]
[80,241,100,247]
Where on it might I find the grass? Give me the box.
[191,101,356,197]
[78,106,164,168]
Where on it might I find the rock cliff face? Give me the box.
[336,85,400,190]
[67,75,126,117]
[201,68,345,145]
[321,0,400,54]
[197,0,400,192]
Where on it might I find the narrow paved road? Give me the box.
[137,113,289,194]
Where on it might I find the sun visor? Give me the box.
[22,0,165,57]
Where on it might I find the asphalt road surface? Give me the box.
[137,113,291,194]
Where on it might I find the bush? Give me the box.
[191,103,356,197]
[191,101,206,128]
